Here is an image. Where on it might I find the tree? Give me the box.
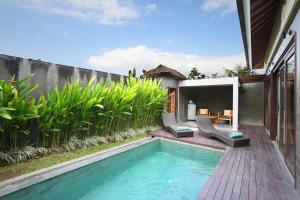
[128,67,137,78]
[188,67,207,79]
[188,67,199,79]
[224,65,253,77]
[139,69,147,79]
[210,73,219,78]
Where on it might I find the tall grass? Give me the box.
[0,75,167,150]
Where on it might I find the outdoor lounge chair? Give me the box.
[197,108,210,116]
[196,115,250,147]
[162,112,194,138]
[217,109,232,125]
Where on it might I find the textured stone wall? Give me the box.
[239,82,264,126]
[0,54,125,96]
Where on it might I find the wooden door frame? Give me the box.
[167,88,177,117]
[269,34,297,180]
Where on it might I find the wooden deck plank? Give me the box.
[248,153,256,200]
[239,148,250,200]
[204,149,237,200]
[231,149,246,200]
[198,149,233,199]
[150,125,298,200]
[222,149,242,200]
[213,149,239,200]
[253,127,266,200]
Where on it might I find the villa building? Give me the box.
[146,0,300,196]
[238,0,300,196]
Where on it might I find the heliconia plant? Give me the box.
[0,75,167,151]
[0,76,40,150]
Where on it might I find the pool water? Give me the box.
[1,139,222,200]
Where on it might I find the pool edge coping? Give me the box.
[150,133,228,151]
[158,137,225,153]
[0,136,156,197]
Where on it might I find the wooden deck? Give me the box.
[151,125,298,200]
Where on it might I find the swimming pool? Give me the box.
[0,139,222,200]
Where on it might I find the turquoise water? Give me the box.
[1,140,222,200]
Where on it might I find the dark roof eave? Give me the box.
[144,73,186,80]
[144,64,187,80]
[239,75,267,83]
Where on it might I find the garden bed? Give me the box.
[0,133,148,181]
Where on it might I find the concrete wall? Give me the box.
[0,54,125,96]
[239,82,265,126]
[154,76,178,88]
[178,86,233,121]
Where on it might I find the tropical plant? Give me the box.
[0,74,166,151]
[128,67,137,78]
[224,65,253,77]
[210,73,219,78]
[0,152,15,164]
[0,76,40,150]
[188,67,207,79]
[38,78,105,148]
[0,126,154,164]
[127,77,167,128]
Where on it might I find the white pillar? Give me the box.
[232,77,239,131]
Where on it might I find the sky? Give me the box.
[0,0,246,76]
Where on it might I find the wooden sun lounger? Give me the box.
[162,112,194,138]
[196,115,250,147]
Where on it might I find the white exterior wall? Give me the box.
[178,77,239,131]
[155,76,178,88]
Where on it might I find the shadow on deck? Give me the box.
[150,125,298,200]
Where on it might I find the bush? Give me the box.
[0,75,167,151]
[0,76,40,150]
[224,65,253,77]
[0,126,157,164]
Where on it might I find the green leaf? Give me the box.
[50,128,61,132]
[95,104,104,109]
[0,113,12,120]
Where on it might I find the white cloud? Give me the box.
[164,38,174,44]
[201,0,236,16]
[88,45,246,76]
[36,35,43,40]
[62,30,70,38]
[145,4,157,15]
[20,0,139,25]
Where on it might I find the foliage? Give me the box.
[0,76,40,150]
[0,75,166,151]
[128,67,137,78]
[127,77,167,128]
[0,127,156,164]
[0,134,147,181]
[0,152,15,164]
[38,77,106,147]
[210,73,219,78]
[37,76,166,148]
[188,67,207,79]
[224,65,253,77]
